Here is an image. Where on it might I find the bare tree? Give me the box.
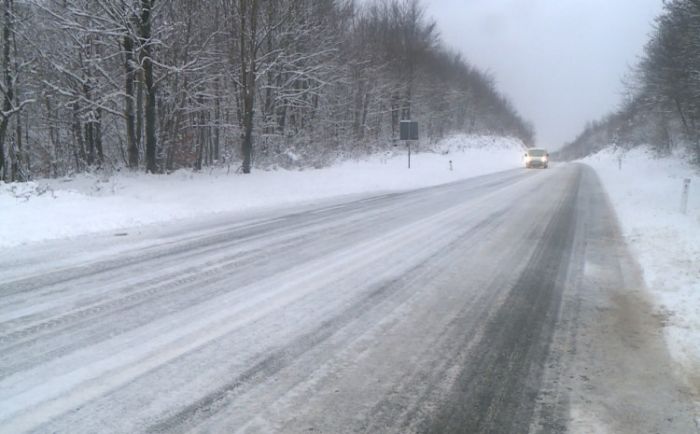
[2,0,535,180]
[0,0,33,181]
[560,0,700,163]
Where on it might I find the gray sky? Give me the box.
[425,0,664,148]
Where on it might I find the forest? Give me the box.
[0,0,534,181]
[557,0,700,163]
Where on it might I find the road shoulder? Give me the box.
[531,165,698,433]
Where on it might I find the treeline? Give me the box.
[557,0,700,163]
[0,0,533,181]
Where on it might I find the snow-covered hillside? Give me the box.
[582,147,700,389]
[0,135,525,248]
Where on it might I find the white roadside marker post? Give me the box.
[681,178,691,215]
[618,155,622,170]
[449,160,453,171]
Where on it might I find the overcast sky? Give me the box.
[425,0,664,148]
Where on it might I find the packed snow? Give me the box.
[0,135,525,248]
[582,147,700,388]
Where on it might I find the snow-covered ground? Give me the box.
[0,135,525,248]
[582,147,700,388]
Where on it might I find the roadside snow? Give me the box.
[582,147,700,386]
[0,135,525,248]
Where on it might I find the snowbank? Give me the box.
[0,135,525,247]
[582,147,700,383]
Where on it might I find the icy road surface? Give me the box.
[0,165,697,433]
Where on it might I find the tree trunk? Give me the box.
[136,70,144,152]
[24,109,28,176]
[11,7,24,181]
[46,97,59,177]
[124,34,138,169]
[95,108,103,166]
[0,0,14,181]
[239,0,258,174]
[214,79,221,162]
[72,102,86,171]
[84,116,94,166]
[13,99,22,180]
[141,0,158,173]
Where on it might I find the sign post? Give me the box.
[400,120,419,169]
[408,142,411,169]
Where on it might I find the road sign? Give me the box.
[400,121,419,141]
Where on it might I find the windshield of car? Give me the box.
[528,150,547,157]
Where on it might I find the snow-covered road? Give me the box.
[0,165,696,433]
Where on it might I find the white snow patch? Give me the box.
[581,147,700,386]
[569,405,611,434]
[0,135,525,248]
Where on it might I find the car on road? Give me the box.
[524,148,549,168]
